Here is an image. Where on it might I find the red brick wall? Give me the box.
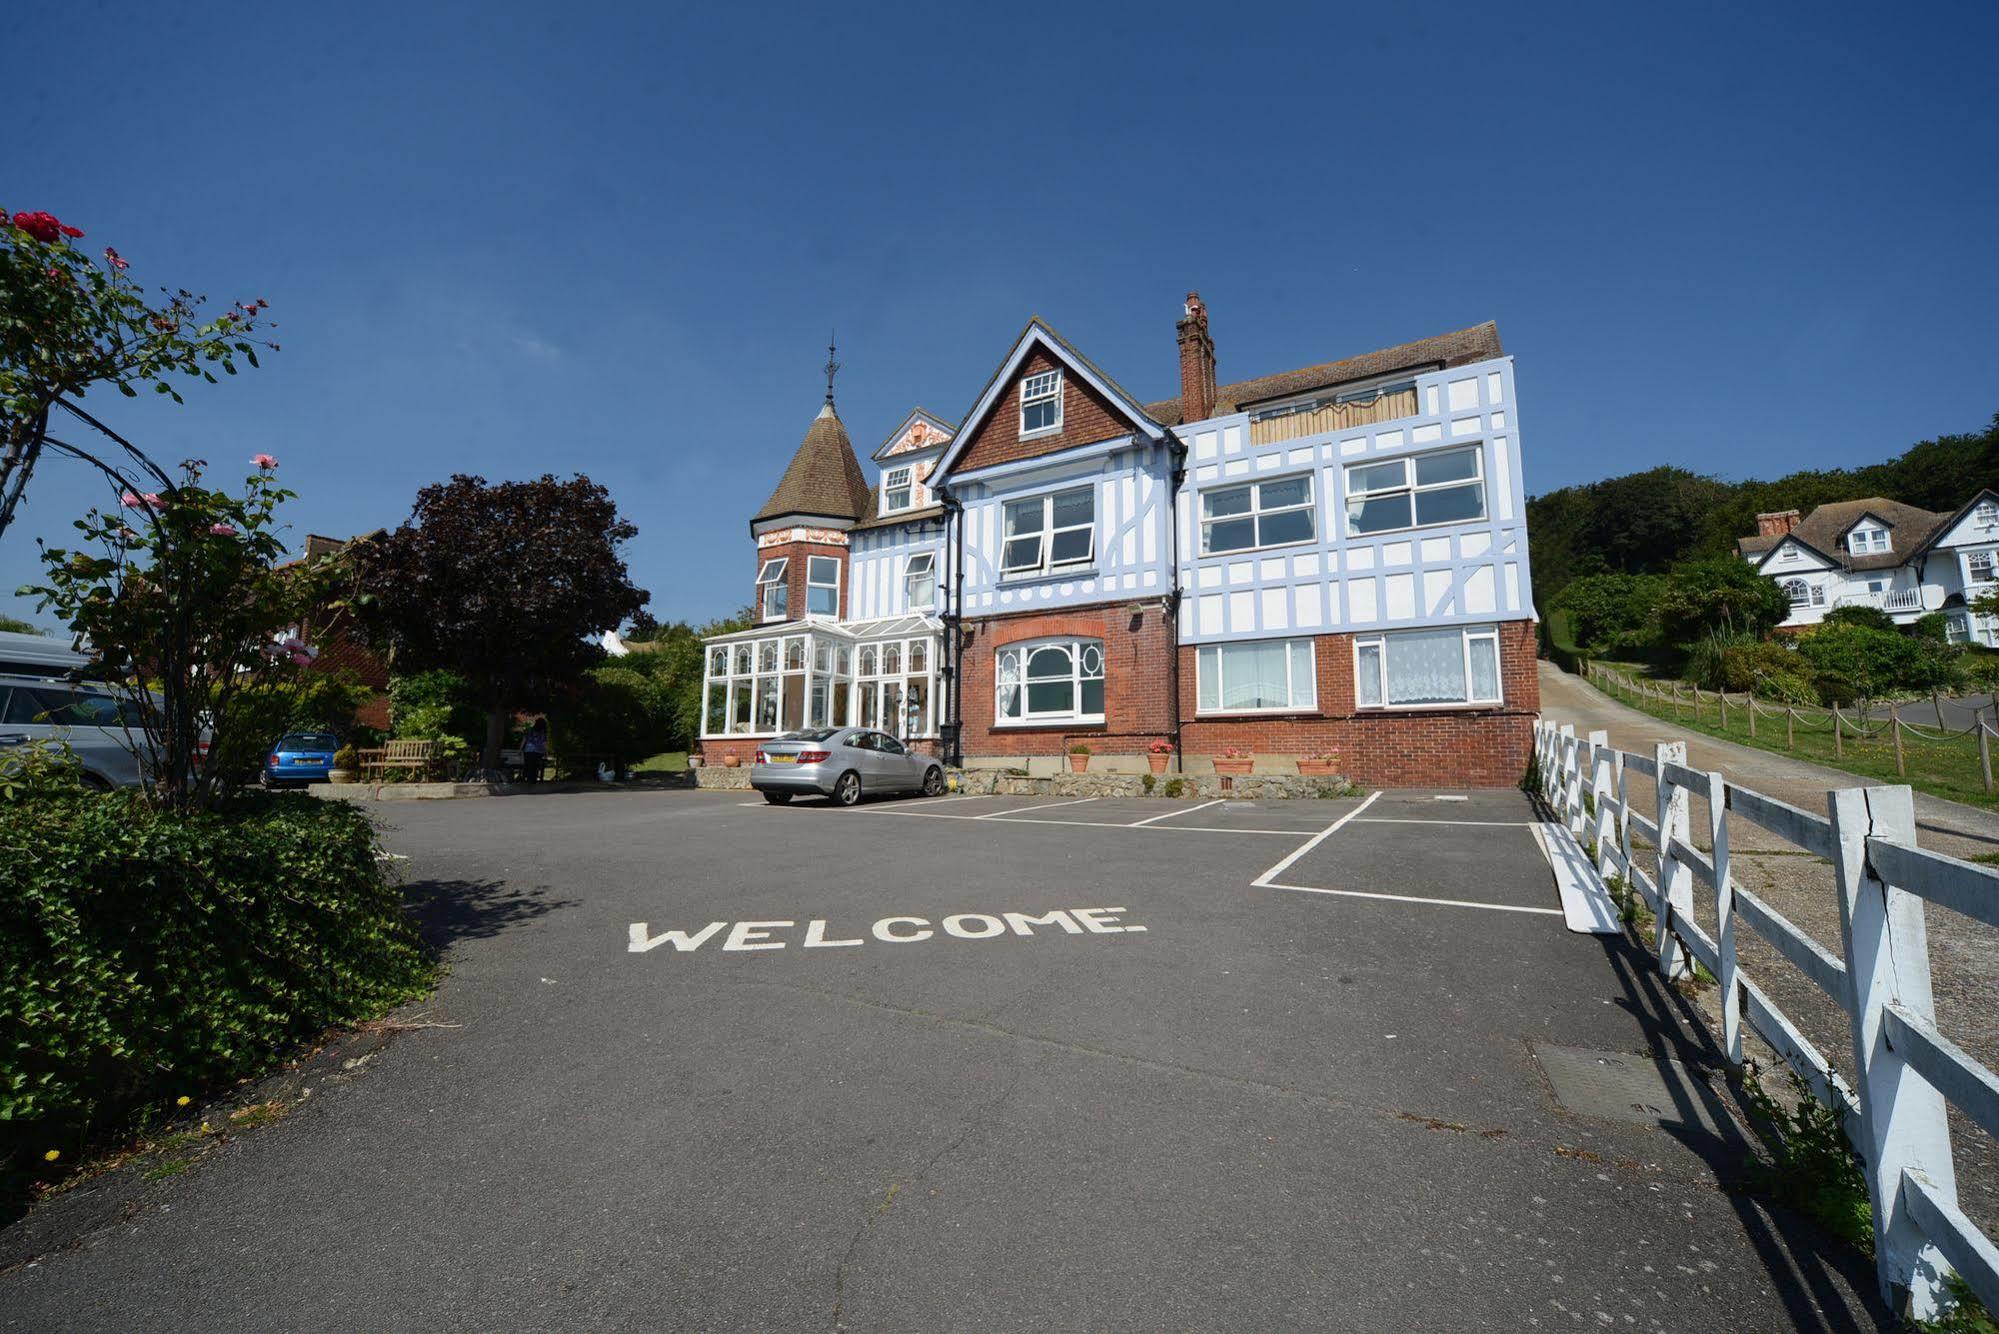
[956,603,1177,755]
[696,735,938,768]
[303,609,391,730]
[954,349,1141,474]
[753,538,849,624]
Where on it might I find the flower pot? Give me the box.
[1296,759,1336,776]
[1147,753,1170,774]
[328,769,355,785]
[722,754,741,769]
[1212,758,1253,776]
[1068,753,1090,772]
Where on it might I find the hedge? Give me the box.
[1,792,434,1189]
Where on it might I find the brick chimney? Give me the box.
[1756,509,1802,538]
[1176,292,1216,424]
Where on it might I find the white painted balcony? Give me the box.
[1834,587,1925,613]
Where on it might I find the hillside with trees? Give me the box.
[1527,412,1999,612]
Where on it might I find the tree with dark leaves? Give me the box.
[355,474,646,772]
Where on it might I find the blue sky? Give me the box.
[5,0,1995,629]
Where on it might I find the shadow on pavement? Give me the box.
[1593,931,1892,1329]
[404,878,576,950]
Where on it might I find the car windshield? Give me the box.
[780,728,841,742]
[279,732,338,750]
[9,687,146,729]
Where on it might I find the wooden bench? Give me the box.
[364,739,439,782]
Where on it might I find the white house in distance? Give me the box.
[1737,490,1999,646]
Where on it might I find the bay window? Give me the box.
[756,557,788,619]
[1200,475,1317,555]
[1197,639,1317,713]
[807,556,841,616]
[1354,625,1503,709]
[1019,369,1063,437]
[904,551,936,609]
[1344,446,1486,536]
[1001,486,1095,576]
[995,638,1105,725]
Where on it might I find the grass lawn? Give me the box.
[1589,665,1999,810]
[632,750,688,776]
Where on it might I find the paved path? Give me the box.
[1,788,1882,1331]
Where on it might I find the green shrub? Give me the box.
[1140,772,1156,793]
[1820,604,1897,634]
[332,744,357,770]
[1655,558,1793,643]
[0,793,434,1196]
[388,670,485,748]
[1691,635,1818,704]
[550,665,677,781]
[1797,622,1964,706]
[210,673,376,782]
[1550,573,1666,657]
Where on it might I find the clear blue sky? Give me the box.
[6,0,1995,630]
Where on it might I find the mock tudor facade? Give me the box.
[1737,492,1999,646]
[697,296,1540,787]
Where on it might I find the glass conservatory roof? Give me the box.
[701,614,942,645]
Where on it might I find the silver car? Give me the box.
[752,728,946,806]
[0,673,150,789]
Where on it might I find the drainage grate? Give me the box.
[1533,1044,1725,1133]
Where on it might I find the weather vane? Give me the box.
[824,331,841,407]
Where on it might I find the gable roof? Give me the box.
[1143,320,1504,426]
[1737,497,1947,572]
[872,407,957,462]
[753,404,873,527]
[933,318,1167,480]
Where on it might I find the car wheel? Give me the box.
[833,771,862,807]
[763,791,792,805]
[921,766,944,797]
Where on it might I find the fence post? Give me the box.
[1829,785,1954,1319]
[1747,696,1756,739]
[1653,741,1692,981]
[1706,772,1741,1064]
[1892,706,1906,777]
[1787,707,1795,750]
[1719,691,1728,731]
[1981,722,1993,796]
[1834,708,1845,759]
[1588,729,1612,870]
[1558,724,1578,828]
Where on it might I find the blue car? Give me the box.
[262,730,340,787]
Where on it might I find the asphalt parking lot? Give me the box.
[3,787,1884,1331]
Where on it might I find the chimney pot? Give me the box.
[1176,291,1216,424]
[1756,509,1802,538]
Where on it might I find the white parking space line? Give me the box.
[979,797,1098,820]
[858,807,1307,836]
[1128,798,1225,827]
[1250,791,1381,887]
[1261,880,1562,917]
[1355,818,1537,827]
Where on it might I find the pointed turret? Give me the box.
[752,402,872,527]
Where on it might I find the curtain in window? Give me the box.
[1468,636,1499,701]
[1385,629,1466,705]
[1222,641,1290,709]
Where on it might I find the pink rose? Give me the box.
[141,493,164,509]
[209,523,238,537]
[252,453,277,469]
[120,491,143,508]
[103,247,128,271]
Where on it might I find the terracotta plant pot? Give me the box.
[1296,759,1336,776]
[722,754,741,769]
[1147,753,1170,774]
[1068,753,1090,772]
[1212,758,1253,776]
[328,769,355,785]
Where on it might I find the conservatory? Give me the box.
[699,614,944,742]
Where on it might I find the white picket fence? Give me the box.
[1534,719,1999,1320]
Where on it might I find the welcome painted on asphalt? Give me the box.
[628,907,1146,954]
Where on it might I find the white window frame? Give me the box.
[1974,501,1999,531]
[1199,474,1318,556]
[1343,445,1487,538]
[1195,638,1318,715]
[999,485,1095,577]
[805,556,841,617]
[903,551,936,610]
[1352,625,1504,711]
[1847,523,1890,555]
[1780,577,1824,608]
[1019,369,1063,439]
[883,466,913,514]
[756,558,788,621]
[994,638,1105,726]
[1966,549,1995,584]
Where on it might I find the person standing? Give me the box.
[521,717,548,783]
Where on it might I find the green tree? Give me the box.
[2,207,275,537]
[1550,573,1665,656]
[1820,604,1897,633]
[1654,558,1792,645]
[354,474,647,772]
[23,456,347,812]
[550,665,676,780]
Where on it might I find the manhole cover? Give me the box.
[1533,1044,1723,1131]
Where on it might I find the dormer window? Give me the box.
[1019,370,1063,438]
[883,466,913,514]
[1848,523,1890,555]
[756,558,788,620]
[1975,501,1999,530]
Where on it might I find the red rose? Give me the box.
[12,211,62,242]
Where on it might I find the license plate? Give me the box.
[290,757,316,765]
[766,754,796,764]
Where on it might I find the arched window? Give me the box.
[995,639,1105,724]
